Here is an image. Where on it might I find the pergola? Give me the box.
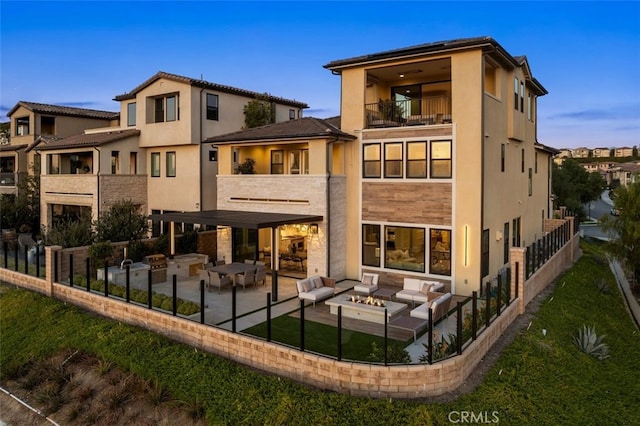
[149,210,323,300]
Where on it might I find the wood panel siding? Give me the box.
[362,182,452,225]
[362,126,453,140]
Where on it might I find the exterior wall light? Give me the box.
[310,223,318,235]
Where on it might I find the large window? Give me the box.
[362,224,381,267]
[384,143,403,178]
[503,222,510,264]
[166,151,176,177]
[406,142,427,178]
[151,152,160,177]
[153,94,178,123]
[363,144,381,178]
[206,94,219,120]
[514,77,519,110]
[501,143,505,172]
[385,226,425,272]
[430,140,452,178]
[127,102,136,126]
[111,151,119,174]
[271,150,284,174]
[481,229,490,278]
[289,150,309,174]
[430,229,451,276]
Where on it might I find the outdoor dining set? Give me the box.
[199,259,267,293]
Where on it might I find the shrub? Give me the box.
[366,341,411,364]
[573,325,610,360]
[153,234,169,256]
[420,333,458,362]
[127,240,153,262]
[594,278,611,294]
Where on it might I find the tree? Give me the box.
[0,162,40,234]
[600,181,640,281]
[243,94,274,128]
[552,159,606,220]
[94,199,148,243]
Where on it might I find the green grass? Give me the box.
[243,314,409,361]
[2,240,639,425]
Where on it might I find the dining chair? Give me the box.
[255,266,267,286]
[209,271,232,294]
[236,269,256,292]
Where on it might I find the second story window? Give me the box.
[406,141,427,178]
[514,77,519,111]
[527,93,532,121]
[520,82,524,113]
[384,143,403,178]
[207,94,219,120]
[153,95,178,123]
[166,152,176,177]
[151,152,160,177]
[127,102,136,126]
[430,140,452,178]
[16,117,29,136]
[363,143,381,178]
[289,109,296,120]
[501,143,505,172]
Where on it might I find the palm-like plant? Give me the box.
[573,325,610,360]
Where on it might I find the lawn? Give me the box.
[1,240,639,425]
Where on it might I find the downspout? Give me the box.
[94,147,101,219]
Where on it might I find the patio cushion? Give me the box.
[311,275,323,288]
[302,280,313,292]
[362,274,373,285]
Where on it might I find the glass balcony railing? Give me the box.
[365,97,452,129]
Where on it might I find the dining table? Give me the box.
[209,262,258,284]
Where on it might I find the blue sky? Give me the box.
[1,1,639,149]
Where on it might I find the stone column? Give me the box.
[45,245,62,297]
[510,247,526,314]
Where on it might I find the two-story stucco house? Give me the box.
[205,37,556,297]
[2,102,119,196]
[36,71,308,233]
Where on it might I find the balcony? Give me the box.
[365,97,452,129]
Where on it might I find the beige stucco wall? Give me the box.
[451,50,483,296]
[146,145,201,213]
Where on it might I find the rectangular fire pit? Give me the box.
[324,295,407,324]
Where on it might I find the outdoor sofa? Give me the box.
[296,275,336,306]
[395,278,445,305]
[409,292,453,322]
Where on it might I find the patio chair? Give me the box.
[255,266,267,286]
[244,259,255,265]
[215,259,226,266]
[236,269,256,292]
[209,271,232,294]
[354,272,379,295]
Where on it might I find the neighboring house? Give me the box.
[607,162,640,188]
[37,129,145,229]
[614,147,633,158]
[572,147,590,158]
[208,36,556,296]
[592,147,611,158]
[556,148,572,158]
[206,117,356,276]
[32,71,308,234]
[3,102,119,196]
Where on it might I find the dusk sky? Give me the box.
[1,1,638,149]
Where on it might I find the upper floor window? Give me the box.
[521,148,525,173]
[16,117,29,136]
[153,95,178,123]
[151,152,160,177]
[289,109,296,120]
[406,142,427,178]
[520,82,524,113]
[384,143,403,178]
[503,222,510,264]
[528,168,533,196]
[527,93,532,121]
[514,77,519,111]
[501,143,505,172]
[166,151,176,177]
[207,94,219,121]
[430,140,452,178]
[363,143,381,178]
[127,103,136,126]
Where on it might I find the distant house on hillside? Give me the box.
[572,147,590,158]
[592,147,611,158]
[614,147,633,158]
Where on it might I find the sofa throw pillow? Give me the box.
[311,276,323,288]
[362,275,373,286]
[302,280,314,292]
[419,283,431,295]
